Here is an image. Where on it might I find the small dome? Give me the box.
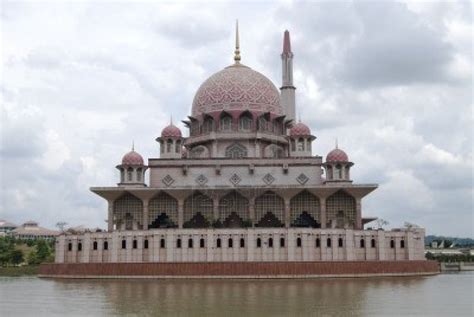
[122,150,144,166]
[290,122,311,136]
[161,124,182,138]
[326,148,349,162]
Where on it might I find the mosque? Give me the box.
[43,25,437,278]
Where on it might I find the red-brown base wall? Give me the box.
[39,261,439,278]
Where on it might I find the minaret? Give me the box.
[281,30,296,123]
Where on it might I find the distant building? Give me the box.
[11,221,59,240]
[0,220,17,234]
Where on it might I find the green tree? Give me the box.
[10,249,24,265]
[36,239,50,262]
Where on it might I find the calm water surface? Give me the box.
[0,273,473,316]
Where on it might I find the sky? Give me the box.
[0,0,472,237]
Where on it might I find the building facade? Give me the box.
[55,28,426,265]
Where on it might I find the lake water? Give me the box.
[0,273,473,316]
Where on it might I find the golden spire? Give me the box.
[234,20,241,63]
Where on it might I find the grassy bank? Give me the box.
[0,265,39,276]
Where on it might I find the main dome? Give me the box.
[192,64,282,117]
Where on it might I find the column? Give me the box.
[355,197,362,230]
[345,230,355,261]
[178,200,184,229]
[284,199,291,228]
[107,199,114,232]
[377,230,386,261]
[143,199,149,230]
[320,198,327,229]
[111,231,119,262]
[287,231,295,261]
[213,197,219,222]
[82,233,91,263]
[249,198,255,227]
[55,236,65,263]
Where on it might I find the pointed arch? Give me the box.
[149,192,178,229]
[225,143,247,158]
[220,112,233,131]
[255,191,284,227]
[183,192,213,228]
[290,190,320,228]
[326,190,356,228]
[219,191,249,228]
[239,111,253,131]
[113,193,143,230]
[202,115,215,134]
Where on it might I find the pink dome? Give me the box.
[326,148,349,162]
[290,122,311,136]
[192,64,282,117]
[122,150,144,166]
[161,124,182,138]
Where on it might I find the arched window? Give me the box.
[225,143,247,158]
[176,238,182,248]
[336,164,342,179]
[400,240,405,248]
[167,139,173,152]
[297,138,304,151]
[240,238,245,248]
[291,139,296,151]
[220,114,232,131]
[268,238,273,248]
[68,243,72,251]
[371,239,376,248]
[228,238,233,248]
[93,241,98,250]
[239,113,252,131]
[258,116,268,131]
[160,141,164,154]
[103,241,108,250]
[327,238,332,248]
[127,168,133,181]
[121,240,126,249]
[326,165,333,179]
[133,240,137,249]
[202,116,215,133]
[360,239,365,248]
[316,238,320,248]
[280,237,285,248]
[390,239,395,248]
[160,238,166,248]
[144,239,149,249]
[256,238,262,248]
[120,169,125,183]
[296,237,302,248]
[216,238,222,248]
[200,238,205,248]
[190,145,208,159]
[188,238,193,248]
[137,168,142,182]
[175,140,181,153]
[338,238,343,247]
[78,243,82,251]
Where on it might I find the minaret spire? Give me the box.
[280,29,296,122]
[234,20,241,63]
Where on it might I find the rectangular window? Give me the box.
[144,239,149,249]
[122,240,126,249]
[160,239,166,248]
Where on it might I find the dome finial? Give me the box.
[234,19,241,63]
[132,140,135,151]
[335,138,338,149]
[170,115,173,125]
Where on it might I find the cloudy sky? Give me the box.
[1,0,472,237]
